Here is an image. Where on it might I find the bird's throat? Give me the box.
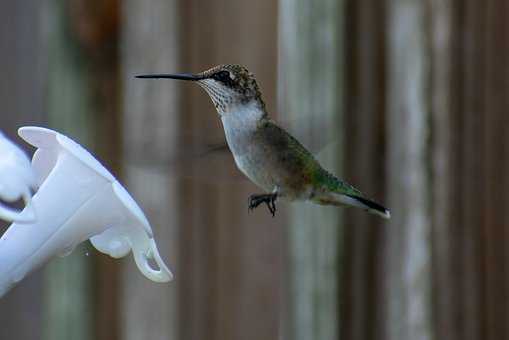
[220,100,266,130]
[220,100,266,158]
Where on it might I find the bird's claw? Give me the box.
[248,193,277,217]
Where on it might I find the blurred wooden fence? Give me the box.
[123,1,281,340]
[1,1,509,340]
[279,0,344,339]
[343,1,509,340]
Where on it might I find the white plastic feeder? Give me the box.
[0,131,36,222]
[0,127,172,297]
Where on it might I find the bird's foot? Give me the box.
[248,193,278,217]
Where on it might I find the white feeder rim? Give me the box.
[18,126,152,237]
[19,126,115,182]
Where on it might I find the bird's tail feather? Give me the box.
[332,193,391,219]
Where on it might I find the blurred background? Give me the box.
[1,0,508,339]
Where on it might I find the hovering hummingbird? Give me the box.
[136,65,390,219]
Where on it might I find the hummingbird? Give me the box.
[136,64,390,219]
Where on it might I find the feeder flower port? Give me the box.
[0,127,173,297]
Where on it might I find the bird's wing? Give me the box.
[259,119,364,196]
[257,118,317,161]
[149,113,338,184]
[275,114,340,155]
[205,113,339,158]
[126,140,248,183]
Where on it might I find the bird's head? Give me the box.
[136,64,265,115]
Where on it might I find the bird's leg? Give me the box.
[248,192,278,217]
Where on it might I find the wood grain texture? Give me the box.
[121,1,181,340]
[342,1,387,339]
[178,2,280,340]
[429,1,456,340]
[279,0,344,339]
[384,2,432,340]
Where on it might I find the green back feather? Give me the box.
[312,168,362,197]
[257,118,363,197]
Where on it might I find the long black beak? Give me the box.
[135,73,203,81]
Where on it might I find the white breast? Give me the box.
[220,101,264,154]
[220,102,272,190]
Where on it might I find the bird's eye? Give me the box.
[214,71,231,82]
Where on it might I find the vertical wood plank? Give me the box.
[384,1,432,340]
[121,1,181,340]
[429,1,456,340]
[279,1,344,339]
[457,1,485,339]
[342,0,387,339]
[178,2,280,340]
[482,0,509,339]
